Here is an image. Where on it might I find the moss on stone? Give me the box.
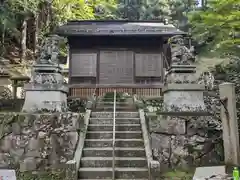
[161,169,194,180]
[16,170,65,180]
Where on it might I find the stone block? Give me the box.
[1,135,13,152]
[10,149,24,163]
[151,133,170,150]
[12,122,21,135]
[150,116,186,135]
[163,90,206,112]
[192,166,226,180]
[20,157,37,172]
[25,150,41,158]
[10,149,24,157]
[22,90,67,112]
[67,132,78,149]
[28,137,39,150]
[150,160,160,178]
[167,73,198,84]
[70,113,80,131]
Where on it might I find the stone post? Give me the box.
[0,59,11,98]
[0,59,10,83]
[10,76,30,99]
[219,82,240,165]
[11,79,17,99]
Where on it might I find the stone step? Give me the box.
[88,124,141,131]
[84,139,144,148]
[86,131,142,139]
[94,106,137,112]
[96,101,133,105]
[78,167,149,179]
[91,112,139,118]
[80,157,147,168]
[82,147,146,157]
[89,118,140,124]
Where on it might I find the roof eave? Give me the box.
[55,31,187,37]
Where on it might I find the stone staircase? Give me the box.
[78,100,149,179]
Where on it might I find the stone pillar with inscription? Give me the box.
[163,35,206,114]
[22,35,68,112]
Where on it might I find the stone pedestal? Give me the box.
[163,65,206,114]
[22,64,68,112]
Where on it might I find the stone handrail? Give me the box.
[65,90,97,180]
[133,95,160,179]
[112,90,116,180]
[139,109,160,180]
[65,110,91,180]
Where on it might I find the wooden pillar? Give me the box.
[12,79,17,99]
[219,82,240,165]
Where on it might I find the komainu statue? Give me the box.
[36,35,61,65]
[168,35,195,65]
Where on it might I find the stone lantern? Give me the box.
[163,35,207,115]
[22,35,68,112]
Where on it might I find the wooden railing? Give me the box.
[112,89,116,180]
[69,84,163,98]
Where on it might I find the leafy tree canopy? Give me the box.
[189,0,240,57]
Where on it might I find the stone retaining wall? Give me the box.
[149,115,223,171]
[0,112,83,171]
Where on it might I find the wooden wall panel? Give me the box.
[99,50,134,84]
[71,53,97,77]
[135,53,162,77]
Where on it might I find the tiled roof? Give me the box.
[55,20,186,36]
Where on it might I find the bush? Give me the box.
[103,92,127,102]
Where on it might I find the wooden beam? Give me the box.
[68,84,164,88]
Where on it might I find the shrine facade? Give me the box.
[56,20,186,98]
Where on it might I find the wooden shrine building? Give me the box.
[56,20,186,98]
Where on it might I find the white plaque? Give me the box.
[0,169,16,180]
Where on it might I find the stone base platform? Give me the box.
[22,91,67,112]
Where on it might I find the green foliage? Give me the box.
[210,56,240,125]
[0,0,97,57]
[189,0,240,56]
[161,169,194,180]
[67,98,86,112]
[103,92,127,102]
[16,170,65,180]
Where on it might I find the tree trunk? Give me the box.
[33,13,39,54]
[1,22,5,56]
[20,17,27,62]
[46,2,52,29]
